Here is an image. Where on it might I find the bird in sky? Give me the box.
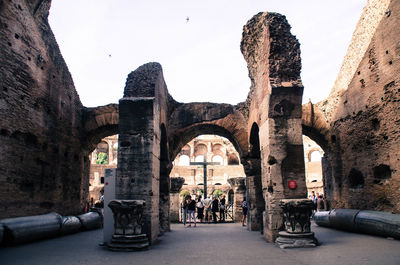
[186,16,189,23]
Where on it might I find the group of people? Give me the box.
[310,191,329,212]
[181,195,227,227]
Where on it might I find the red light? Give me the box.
[288,180,297,190]
[106,182,109,185]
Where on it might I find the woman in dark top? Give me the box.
[196,195,204,222]
[187,197,197,227]
[212,197,219,223]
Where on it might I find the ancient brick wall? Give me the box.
[0,0,88,218]
[311,0,400,213]
[241,12,306,241]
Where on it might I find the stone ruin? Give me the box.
[0,0,399,245]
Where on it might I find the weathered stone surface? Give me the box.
[107,200,149,251]
[228,177,246,222]
[0,0,88,218]
[302,0,400,214]
[241,12,306,242]
[275,199,317,248]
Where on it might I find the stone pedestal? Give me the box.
[170,178,185,222]
[107,200,149,251]
[275,199,318,249]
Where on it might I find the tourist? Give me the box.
[241,198,248,226]
[196,195,204,222]
[182,194,191,226]
[203,196,212,223]
[311,191,318,211]
[212,196,219,223]
[187,196,197,227]
[317,195,325,211]
[219,195,226,222]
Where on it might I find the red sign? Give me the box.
[288,180,297,190]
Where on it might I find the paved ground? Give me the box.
[0,222,399,265]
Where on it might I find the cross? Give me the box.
[190,158,219,198]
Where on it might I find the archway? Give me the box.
[245,123,265,231]
[170,134,246,224]
[303,135,325,203]
[87,134,119,212]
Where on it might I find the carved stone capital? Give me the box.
[275,199,318,249]
[227,177,246,192]
[170,177,185,193]
[107,199,149,251]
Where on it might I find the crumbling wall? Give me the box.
[0,0,89,218]
[306,0,400,213]
[241,12,306,241]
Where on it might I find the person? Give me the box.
[311,191,318,211]
[187,196,197,227]
[211,196,219,223]
[317,194,325,211]
[203,196,212,223]
[196,195,204,222]
[241,198,248,226]
[99,190,104,208]
[219,195,226,222]
[182,194,191,226]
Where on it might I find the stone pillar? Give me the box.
[107,200,149,251]
[243,157,264,231]
[228,177,246,222]
[275,199,317,248]
[116,97,160,244]
[170,177,185,222]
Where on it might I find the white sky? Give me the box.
[48,0,365,107]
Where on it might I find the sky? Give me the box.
[48,0,365,107]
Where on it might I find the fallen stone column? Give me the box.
[60,216,82,235]
[0,212,62,245]
[314,209,400,239]
[76,212,102,230]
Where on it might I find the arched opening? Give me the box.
[212,155,223,164]
[178,155,190,166]
[303,135,326,202]
[246,123,265,231]
[228,154,240,165]
[88,134,118,210]
[169,134,246,224]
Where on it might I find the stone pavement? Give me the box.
[0,222,399,265]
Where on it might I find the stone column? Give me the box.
[275,199,317,248]
[116,97,160,244]
[228,177,246,222]
[107,200,149,251]
[243,158,264,231]
[170,177,185,222]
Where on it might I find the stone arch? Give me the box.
[169,123,245,163]
[83,104,119,153]
[228,153,240,165]
[194,143,208,157]
[302,102,329,151]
